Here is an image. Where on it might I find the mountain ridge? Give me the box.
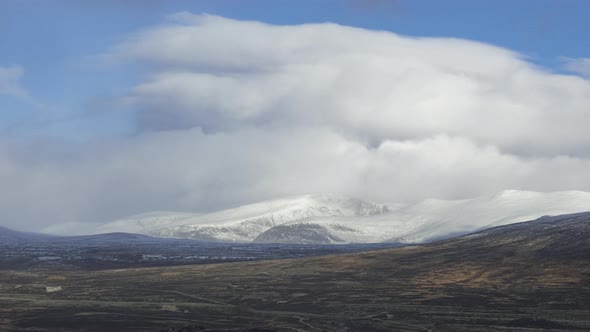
[40,190,590,244]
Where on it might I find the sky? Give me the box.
[1,0,590,231]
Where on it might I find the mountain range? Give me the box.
[42,189,590,244]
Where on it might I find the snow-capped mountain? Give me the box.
[251,190,590,244]
[96,194,389,243]
[44,190,590,244]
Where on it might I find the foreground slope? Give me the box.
[2,212,590,331]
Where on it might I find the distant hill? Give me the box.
[0,226,179,246]
[0,225,54,244]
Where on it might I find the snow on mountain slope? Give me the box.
[48,190,590,244]
[389,189,590,243]
[97,194,389,242]
[251,190,590,244]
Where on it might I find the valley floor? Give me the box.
[1,248,589,332]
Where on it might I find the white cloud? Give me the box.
[117,14,590,157]
[3,14,590,231]
[2,128,590,231]
[0,65,29,99]
[562,57,590,78]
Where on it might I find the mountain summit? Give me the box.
[97,194,389,243]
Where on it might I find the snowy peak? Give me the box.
[93,193,389,243]
[195,193,389,223]
[294,193,390,216]
[147,194,389,242]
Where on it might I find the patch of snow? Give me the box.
[45,286,62,293]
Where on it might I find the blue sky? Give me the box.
[1,0,589,141]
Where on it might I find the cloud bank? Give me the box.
[3,14,590,231]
